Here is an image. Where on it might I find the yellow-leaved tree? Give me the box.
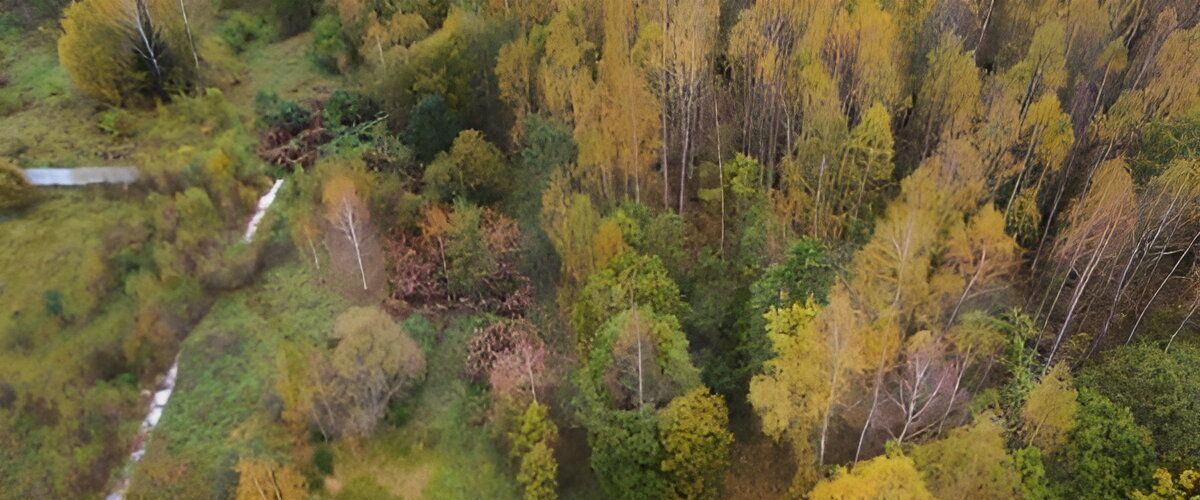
[808,454,933,500]
[58,0,203,105]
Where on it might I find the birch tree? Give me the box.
[1042,159,1136,368]
[58,0,201,105]
[322,174,373,291]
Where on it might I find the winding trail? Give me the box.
[105,179,285,500]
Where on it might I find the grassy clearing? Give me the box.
[122,260,520,499]
[0,189,153,496]
[0,27,122,166]
[126,261,347,498]
[226,31,342,109]
[0,189,150,341]
[325,314,519,499]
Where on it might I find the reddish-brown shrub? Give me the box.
[385,205,533,315]
[257,101,330,169]
[464,318,549,402]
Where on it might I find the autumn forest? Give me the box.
[1,0,1199,498]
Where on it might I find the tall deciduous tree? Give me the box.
[58,0,202,105]
[749,300,829,488]
[914,33,981,158]
[322,174,373,291]
[310,307,426,438]
[1020,363,1078,452]
[808,454,933,500]
[510,402,559,500]
[658,387,733,499]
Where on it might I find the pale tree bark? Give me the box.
[1166,296,1198,352]
[331,197,369,290]
[131,0,164,86]
[178,0,199,71]
[1127,229,1200,344]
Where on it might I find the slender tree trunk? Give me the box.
[1046,224,1116,370]
[307,237,320,271]
[948,251,986,327]
[1166,298,1199,352]
[1127,229,1200,344]
[936,354,970,433]
[855,351,888,463]
[975,0,996,54]
[715,92,726,257]
[344,200,368,290]
[178,0,200,71]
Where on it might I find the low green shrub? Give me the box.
[310,15,351,73]
[217,11,274,54]
[96,107,136,138]
[324,89,381,131]
[0,157,36,212]
[254,91,311,133]
[313,444,335,475]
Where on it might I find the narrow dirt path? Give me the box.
[105,179,285,500]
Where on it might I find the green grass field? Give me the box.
[0,189,153,496]
[125,262,347,498]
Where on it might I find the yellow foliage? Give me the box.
[1021,363,1078,452]
[809,454,933,500]
[58,0,199,105]
[592,219,629,270]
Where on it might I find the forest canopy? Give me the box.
[2,0,1200,498]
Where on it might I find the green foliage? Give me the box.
[443,200,498,298]
[94,106,135,138]
[587,410,667,500]
[324,89,382,132]
[334,476,399,500]
[0,158,36,212]
[372,9,511,140]
[126,264,346,497]
[313,444,335,475]
[42,289,66,321]
[254,90,311,133]
[741,238,834,376]
[311,14,352,73]
[604,203,688,284]
[218,11,274,54]
[312,306,427,439]
[1081,343,1200,470]
[404,93,462,162]
[520,113,576,172]
[571,253,689,352]
[423,129,510,202]
[1131,114,1200,183]
[581,308,701,410]
[658,388,733,499]
[1049,388,1156,499]
[517,442,558,500]
[909,416,1023,499]
[511,402,559,500]
[1012,447,1052,500]
[271,0,317,37]
[999,309,1041,411]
